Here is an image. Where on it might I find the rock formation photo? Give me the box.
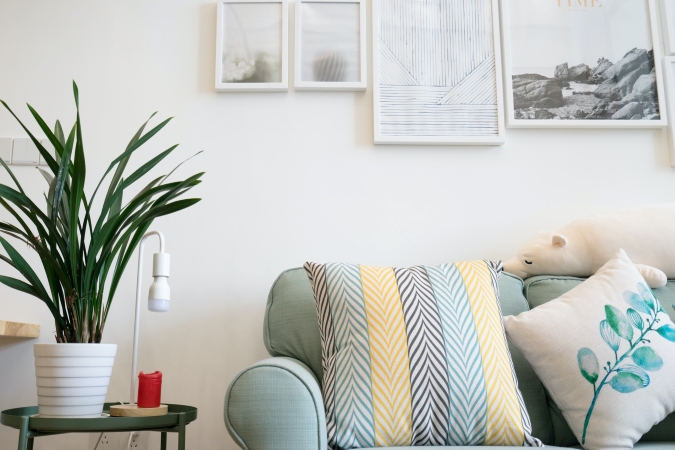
[512,48,660,121]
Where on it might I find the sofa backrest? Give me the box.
[263,268,555,444]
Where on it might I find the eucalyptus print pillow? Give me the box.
[504,250,675,450]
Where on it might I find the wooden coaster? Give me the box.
[109,404,168,417]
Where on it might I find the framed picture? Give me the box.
[663,56,675,166]
[501,0,667,128]
[294,0,367,91]
[215,0,288,92]
[372,0,505,145]
[661,0,675,56]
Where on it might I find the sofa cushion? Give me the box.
[506,251,675,450]
[523,275,675,447]
[304,261,540,448]
[264,268,554,445]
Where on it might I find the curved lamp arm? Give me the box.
[130,231,169,404]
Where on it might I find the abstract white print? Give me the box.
[222,3,282,83]
[377,0,498,138]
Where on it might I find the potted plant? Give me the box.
[0,83,203,417]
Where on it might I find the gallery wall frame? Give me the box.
[662,56,675,166]
[294,0,367,91]
[500,0,667,128]
[661,0,675,56]
[372,0,506,145]
[215,0,289,92]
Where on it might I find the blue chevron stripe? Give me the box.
[394,266,451,446]
[325,263,376,449]
[426,263,488,446]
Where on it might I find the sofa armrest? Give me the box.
[224,357,327,450]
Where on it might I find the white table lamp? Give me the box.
[130,231,170,404]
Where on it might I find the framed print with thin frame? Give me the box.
[295,0,367,91]
[373,0,505,145]
[501,0,667,128]
[662,56,675,166]
[215,0,288,92]
[661,0,675,56]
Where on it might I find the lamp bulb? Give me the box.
[148,277,170,312]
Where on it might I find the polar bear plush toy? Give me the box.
[503,204,675,288]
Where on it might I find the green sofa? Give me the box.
[224,268,675,450]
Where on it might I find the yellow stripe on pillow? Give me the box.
[361,265,414,447]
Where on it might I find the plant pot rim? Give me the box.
[34,343,117,358]
[34,343,117,346]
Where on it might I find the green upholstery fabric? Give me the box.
[224,357,326,450]
[523,276,675,447]
[262,268,554,445]
[264,269,323,381]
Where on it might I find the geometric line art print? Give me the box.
[377,0,498,138]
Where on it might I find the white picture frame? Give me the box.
[501,0,667,128]
[662,56,675,166]
[661,0,675,56]
[372,0,505,145]
[215,0,288,92]
[294,0,367,91]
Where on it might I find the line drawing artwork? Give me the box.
[375,0,502,144]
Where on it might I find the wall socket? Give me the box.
[89,432,119,449]
[123,431,149,450]
[88,432,148,450]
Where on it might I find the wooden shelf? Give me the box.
[0,320,39,339]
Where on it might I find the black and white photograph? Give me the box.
[215,0,288,92]
[294,0,366,91]
[502,0,667,127]
[300,3,360,82]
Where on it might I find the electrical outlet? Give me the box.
[89,432,120,449]
[121,431,149,450]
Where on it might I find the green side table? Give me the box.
[1,403,197,450]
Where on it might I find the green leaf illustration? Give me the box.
[656,324,675,342]
[637,283,657,311]
[609,372,649,394]
[605,305,634,342]
[623,291,652,315]
[626,308,644,331]
[578,348,599,384]
[600,320,621,352]
[632,346,663,371]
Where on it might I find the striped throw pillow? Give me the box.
[304,260,541,449]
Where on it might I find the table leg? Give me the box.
[178,413,186,450]
[17,417,29,450]
[161,432,167,450]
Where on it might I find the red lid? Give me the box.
[138,371,162,379]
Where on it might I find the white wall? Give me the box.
[0,1,674,449]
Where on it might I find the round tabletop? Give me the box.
[1,403,197,432]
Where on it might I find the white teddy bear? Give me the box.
[503,204,675,288]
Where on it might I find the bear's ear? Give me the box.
[552,233,568,247]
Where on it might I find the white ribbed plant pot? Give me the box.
[34,343,117,418]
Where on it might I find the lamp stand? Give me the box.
[130,231,165,405]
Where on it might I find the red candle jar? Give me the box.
[137,371,162,408]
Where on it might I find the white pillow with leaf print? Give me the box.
[504,249,675,450]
